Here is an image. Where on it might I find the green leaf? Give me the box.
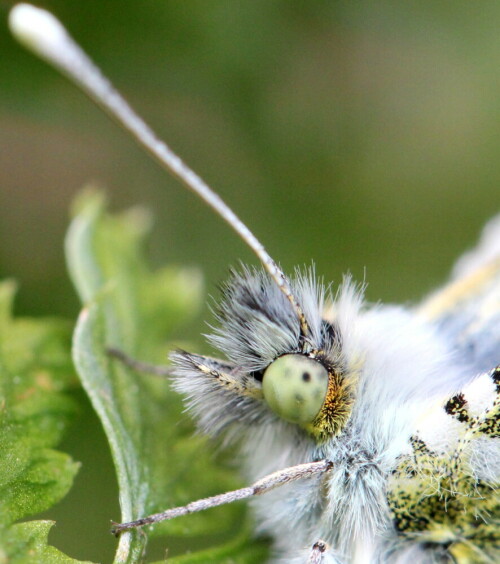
[2,521,86,564]
[0,281,90,563]
[66,190,267,563]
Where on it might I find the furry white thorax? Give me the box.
[172,273,470,563]
[243,284,468,562]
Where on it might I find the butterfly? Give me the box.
[10,4,499,563]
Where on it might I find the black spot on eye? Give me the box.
[302,372,311,382]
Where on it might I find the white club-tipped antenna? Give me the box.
[9,3,309,337]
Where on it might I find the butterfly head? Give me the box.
[173,267,358,443]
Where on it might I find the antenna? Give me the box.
[9,4,309,338]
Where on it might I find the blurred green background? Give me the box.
[1,1,499,561]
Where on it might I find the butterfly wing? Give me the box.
[418,214,500,373]
[386,215,500,563]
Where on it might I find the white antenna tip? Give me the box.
[9,4,69,60]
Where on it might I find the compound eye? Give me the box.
[262,354,329,424]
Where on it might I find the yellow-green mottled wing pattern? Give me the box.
[387,216,500,563]
[387,367,499,562]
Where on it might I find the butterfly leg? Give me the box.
[111,459,332,535]
[106,346,173,377]
[306,540,328,564]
